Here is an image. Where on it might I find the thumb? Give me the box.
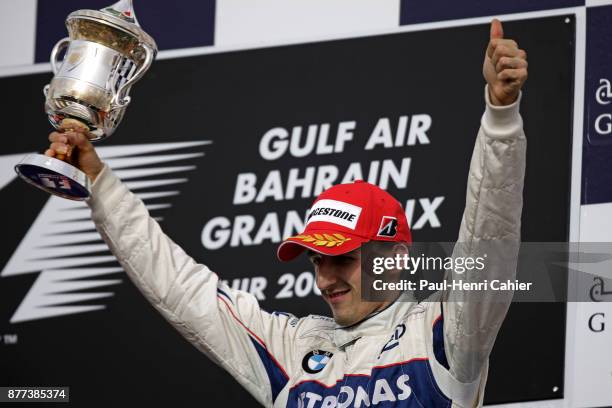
[65,131,93,150]
[59,118,89,133]
[490,18,503,40]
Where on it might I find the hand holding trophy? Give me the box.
[14,0,157,200]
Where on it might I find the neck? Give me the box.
[370,291,403,316]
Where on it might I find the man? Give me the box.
[45,19,527,407]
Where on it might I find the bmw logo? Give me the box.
[302,350,333,374]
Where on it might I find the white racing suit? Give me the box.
[87,86,526,407]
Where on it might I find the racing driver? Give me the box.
[45,19,528,408]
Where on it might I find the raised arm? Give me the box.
[45,130,297,407]
[442,19,528,383]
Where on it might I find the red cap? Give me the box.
[277,180,412,262]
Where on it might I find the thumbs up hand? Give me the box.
[483,19,528,106]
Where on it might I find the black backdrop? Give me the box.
[0,16,574,406]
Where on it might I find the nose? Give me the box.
[315,259,338,292]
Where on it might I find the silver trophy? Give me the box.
[15,0,157,200]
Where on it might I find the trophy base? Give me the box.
[15,154,91,201]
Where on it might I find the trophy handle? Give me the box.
[50,37,71,75]
[111,43,155,109]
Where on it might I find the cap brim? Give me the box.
[277,231,368,262]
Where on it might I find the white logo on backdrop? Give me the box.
[595,78,612,135]
[1,141,210,323]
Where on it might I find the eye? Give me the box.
[336,255,356,264]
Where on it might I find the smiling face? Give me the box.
[308,248,389,327]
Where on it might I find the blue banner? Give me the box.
[400,0,583,25]
[583,5,612,204]
[35,0,215,63]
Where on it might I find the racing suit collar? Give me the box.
[332,293,416,349]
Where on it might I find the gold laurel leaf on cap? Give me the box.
[290,233,352,247]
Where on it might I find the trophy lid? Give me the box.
[67,0,157,52]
